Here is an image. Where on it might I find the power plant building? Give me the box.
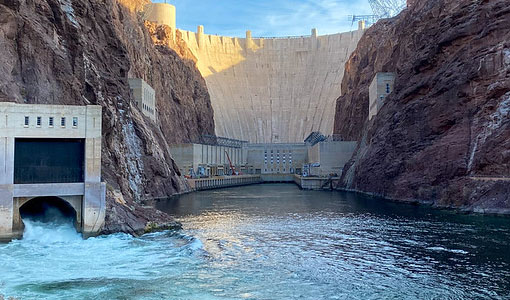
[244,143,308,175]
[170,143,247,177]
[170,137,356,179]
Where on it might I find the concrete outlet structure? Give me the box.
[129,78,157,122]
[369,72,396,121]
[0,103,106,241]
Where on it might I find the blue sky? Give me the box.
[154,0,374,37]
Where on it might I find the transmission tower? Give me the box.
[348,15,379,26]
[368,0,406,19]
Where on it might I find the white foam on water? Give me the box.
[0,214,203,299]
[426,246,469,255]
[188,237,204,251]
[22,219,83,244]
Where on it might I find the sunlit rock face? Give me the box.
[334,0,510,213]
[165,28,365,143]
[0,0,214,234]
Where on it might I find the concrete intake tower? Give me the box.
[145,3,366,143]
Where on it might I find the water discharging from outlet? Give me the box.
[21,212,83,244]
[20,197,77,224]
[1,184,510,299]
[18,197,80,242]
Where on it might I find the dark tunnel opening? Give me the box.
[19,197,78,228]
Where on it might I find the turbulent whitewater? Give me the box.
[1,184,509,299]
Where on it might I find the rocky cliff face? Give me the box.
[0,0,215,234]
[334,0,510,213]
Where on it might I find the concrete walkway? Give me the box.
[468,176,510,181]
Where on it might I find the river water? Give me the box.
[0,184,509,299]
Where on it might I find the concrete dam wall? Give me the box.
[178,27,365,143]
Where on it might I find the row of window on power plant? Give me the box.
[24,116,79,128]
[264,150,293,157]
[264,150,293,165]
[134,102,155,116]
[264,158,293,165]
[264,167,296,173]
[142,103,155,115]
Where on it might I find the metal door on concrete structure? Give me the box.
[14,138,85,184]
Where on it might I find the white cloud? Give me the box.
[257,0,373,36]
[157,0,374,37]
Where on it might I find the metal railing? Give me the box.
[304,131,327,146]
[196,135,248,148]
[304,132,346,146]
[252,34,311,40]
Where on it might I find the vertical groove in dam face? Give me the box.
[178,29,365,143]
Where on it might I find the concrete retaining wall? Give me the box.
[188,175,262,191]
[293,174,339,190]
[260,174,295,182]
[184,174,339,192]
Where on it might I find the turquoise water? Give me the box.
[1,184,509,299]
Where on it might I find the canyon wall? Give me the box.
[334,0,510,213]
[175,27,365,143]
[0,0,215,234]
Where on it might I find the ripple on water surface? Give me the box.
[1,184,510,299]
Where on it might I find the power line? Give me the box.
[348,15,380,26]
[368,0,407,19]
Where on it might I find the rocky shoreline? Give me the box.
[337,186,510,217]
[101,190,182,236]
[334,0,510,213]
[0,0,215,235]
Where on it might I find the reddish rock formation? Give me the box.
[0,0,215,234]
[334,0,510,213]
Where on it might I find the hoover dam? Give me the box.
[146,3,365,143]
[2,0,510,298]
[178,27,365,143]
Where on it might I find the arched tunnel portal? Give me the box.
[12,196,83,238]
